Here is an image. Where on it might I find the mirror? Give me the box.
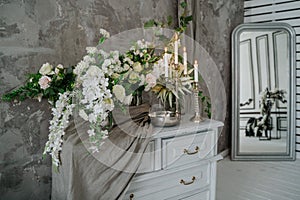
[231,23,296,160]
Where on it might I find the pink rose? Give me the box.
[38,76,52,90]
[145,73,156,91]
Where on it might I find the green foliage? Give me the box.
[167,15,173,26]
[180,1,187,8]
[98,37,106,45]
[144,19,158,28]
[198,91,212,118]
[176,14,192,33]
[2,74,41,102]
[144,0,192,33]
[2,66,76,106]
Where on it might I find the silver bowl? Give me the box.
[149,111,181,127]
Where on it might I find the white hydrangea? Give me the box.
[86,47,98,55]
[136,39,151,49]
[99,28,110,38]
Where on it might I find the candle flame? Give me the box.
[175,33,178,40]
[164,47,167,52]
[183,47,186,52]
[195,60,198,64]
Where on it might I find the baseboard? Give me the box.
[219,149,229,159]
[219,149,298,160]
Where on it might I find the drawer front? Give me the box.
[181,189,210,200]
[136,141,155,173]
[124,162,211,200]
[162,130,215,169]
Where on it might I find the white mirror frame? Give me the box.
[231,22,296,161]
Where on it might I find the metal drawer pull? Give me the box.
[183,146,199,155]
[129,193,134,200]
[180,176,196,185]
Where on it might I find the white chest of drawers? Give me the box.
[124,118,224,200]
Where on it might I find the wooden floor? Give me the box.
[216,157,300,200]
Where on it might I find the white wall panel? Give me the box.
[245,1,300,16]
[244,0,300,155]
[244,0,297,8]
[245,10,300,23]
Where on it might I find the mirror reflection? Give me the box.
[239,29,289,153]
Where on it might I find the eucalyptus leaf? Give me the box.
[180,1,187,8]
[167,15,173,26]
[98,37,106,45]
[144,19,156,28]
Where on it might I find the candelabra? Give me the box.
[191,82,204,123]
[174,64,181,118]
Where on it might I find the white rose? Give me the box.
[39,63,54,75]
[123,64,130,71]
[133,62,143,72]
[38,76,52,90]
[128,72,139,84]
[145,73,157,91]
[55,64,64,74]
[79,109,89,121]
[112,85,126,103]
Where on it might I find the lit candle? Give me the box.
[183,47,187,75]
[164,47,168,78]
[194,60,198,82]
[174,33,178,65]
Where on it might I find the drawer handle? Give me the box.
[180,176,196,185]
[129,193,134,200]
[183,146,199,155]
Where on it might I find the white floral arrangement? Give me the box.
[2,1,197,167]
[40,29,193,166]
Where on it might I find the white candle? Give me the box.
[194,60,198,82]
[183,47,187,75]
[174,33,178,65]
[164,47,168,78]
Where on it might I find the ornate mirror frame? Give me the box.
[231,23,296,161]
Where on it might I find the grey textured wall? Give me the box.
[0,0,244,199]
[188,0,244,152]
[0,0,177,199]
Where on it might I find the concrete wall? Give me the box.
[187,0,244,152]
[0,0,244,199]
[0,1,177,199]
